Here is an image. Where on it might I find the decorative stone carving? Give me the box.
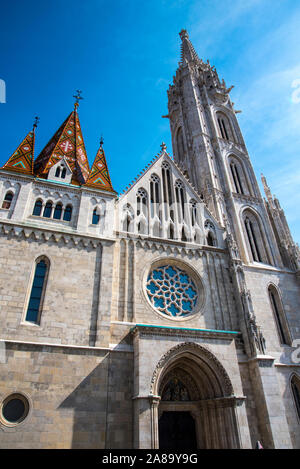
[150,342,234,397]
[146,264,198,318]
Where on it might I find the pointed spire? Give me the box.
[2,120,37,175]
[84,137,115,193]
[179,29,201,65]
[261,173,273,202]
[34,106,90,185]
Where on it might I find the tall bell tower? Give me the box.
[167,29,292,269]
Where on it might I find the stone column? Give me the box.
[149,395,160,449]
[191,408,204,449]
[133,396,153,449]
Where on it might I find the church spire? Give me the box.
[179,29,201,65]
[84,137,115,193]
[1,117,38,175]
[34,99,90,185]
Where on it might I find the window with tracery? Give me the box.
[136,188,147,217]
[161,378,191,401]
[175,180,185,223]
[146,265,198,318]
[243,210,272,265]
[217,112,235,142]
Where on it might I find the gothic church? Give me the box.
[0,30,299,449]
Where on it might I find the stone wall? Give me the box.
[0,341,133,449]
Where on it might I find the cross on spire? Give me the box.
[73,90,83,109]
[33,116,40,130]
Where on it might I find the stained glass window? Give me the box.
[146,265,198,317]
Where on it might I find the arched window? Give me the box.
[53,203,63,220]
[25,258,49,324]
[268,285,290,346]
[136,188,147,217]
[32,199,43,216]
[230,162,244,194]
[123,204,134,232]
[204,220,217,247]
[63,205,72,222]
[92,208,100,225]
[43,201,52,218]
[217,112,235,142]
[242,210,272,265]
[175,180,185,223]
[61,167,66,179]
[176,127,185,162]
[244,216,261,261]
[291,375,300,421]
[228,156,252,196]
[150,174,160,219]
[55,167,61,178]
[2,191,13,209]
[190,200,197,226]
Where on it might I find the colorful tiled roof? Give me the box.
[34,109,90,185]
[84,142,115,193]
[2,129,35,175]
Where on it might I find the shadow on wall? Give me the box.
[59,350,133,449]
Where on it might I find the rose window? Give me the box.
[146,265,198,317]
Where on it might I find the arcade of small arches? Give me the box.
[32,199,73,222]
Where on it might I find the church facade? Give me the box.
[0,30,299,449]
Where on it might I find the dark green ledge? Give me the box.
[131,323,240,335]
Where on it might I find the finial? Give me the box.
[100,135,104,148]
[73,90,83,110]
[179,29,188,41]
[33,116,40,131]
[160,142,167,152]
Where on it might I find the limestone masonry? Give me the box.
[0,30,299,449]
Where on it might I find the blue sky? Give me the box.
[1,0,299,242]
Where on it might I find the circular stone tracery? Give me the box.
[146,265,198,318]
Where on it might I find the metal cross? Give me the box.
[33,116,40,130]
[73,90,83,109]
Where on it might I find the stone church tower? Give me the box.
[0,32,299,449]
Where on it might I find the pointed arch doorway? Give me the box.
[151,343,243,449]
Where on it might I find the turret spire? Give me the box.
[2,125,36,175]
[179,29,201,65]
[84,138,115,193]
[34,105,90,185]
